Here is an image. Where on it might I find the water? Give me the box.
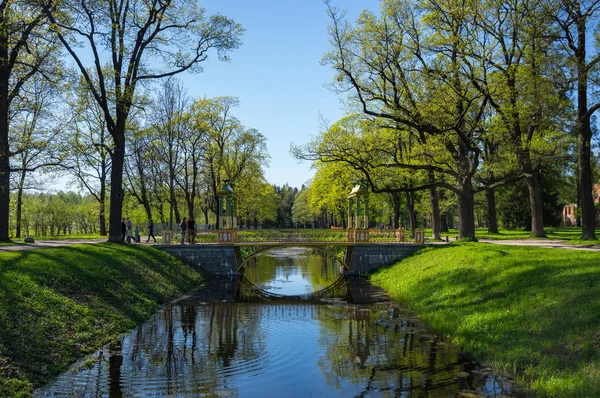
[36,248,511,397]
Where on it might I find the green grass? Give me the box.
[371,243,600,397]
[427,226,600,244]
[14,233,105,241]
[0,244,204,397]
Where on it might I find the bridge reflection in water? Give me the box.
[36,248,510,397]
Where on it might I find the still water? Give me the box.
[36,248,510,397]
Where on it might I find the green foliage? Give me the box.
[372,243,600,396]
[10,192,100,238]
[292,187,319,227]
[0,244,204,396]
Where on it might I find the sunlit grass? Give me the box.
[425,226,600,244]
[0,244,204,396]
[15,233,105,241]
[372,243,600,396]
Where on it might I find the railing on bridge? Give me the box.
[189,228,425,245]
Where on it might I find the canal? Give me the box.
[36,247,510,397]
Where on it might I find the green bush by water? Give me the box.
[0,243,204,397]
[371,243,600,396]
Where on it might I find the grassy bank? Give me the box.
[0,243,204,397]
[371,243,600,396]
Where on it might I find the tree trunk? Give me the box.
[99,177,107,235]
[406,190,416,237]
[441,213,449,233]
[108,131,125,242]
[428,171,441,239]
[457,179,476,240]
[15,169,26,238]
[486,187,499,234]
[578,106,596,239]
[0,69,10,241]
[99,200,107,236]
[575,14,596,239]
[391,192,401,229]
[525,172,546,237]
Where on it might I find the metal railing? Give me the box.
[170,228,424,245]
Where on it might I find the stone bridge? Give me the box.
[159,241,423,276]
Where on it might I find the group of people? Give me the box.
[121,218,156,243]
[179,217,196,244]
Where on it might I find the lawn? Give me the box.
[371,243,600,396]
[0,244,204,397]
[426,226,600,245]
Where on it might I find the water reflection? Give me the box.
[244,247,342,295]
[36,250,511,397]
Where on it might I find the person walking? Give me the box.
[125,217,133,243]
[134,226,140,242]
[121,218,127,242]
[180,217,187,244]
[187,217,195,244]
[146,219,157,243]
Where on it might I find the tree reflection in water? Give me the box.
[36,251,510,397]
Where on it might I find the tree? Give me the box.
[466,0,570,237]
[196,97,268,227]
[292,186,318,227]
[553,0,600,239]
[63,77,112,235]
[39,0,243,242]
[10,73,63,237]
[321,1,488,239]
[151,78,188,229]
[0,0,57,241]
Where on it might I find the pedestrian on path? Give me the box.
[125,217,133,243]
[180,217,187,244]
[187,217,195,244]
[147,219,157,243]
[121,218,126,242]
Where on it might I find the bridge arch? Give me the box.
[235,245,351,302]
[236,244,350,273]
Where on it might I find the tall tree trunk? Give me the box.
[406,190,416,237]
[99,177,107,236]
[202,208,209,225]
[579,106,596,239]
[187,197,195,220]
[108,131,125,243]
[390,192,401,229]
[525,172,546,237]
[575,14,596,239]
[441,213,449,233]
[486,187,499,234]
[457,180,476,240]
[0,70,10,241]
[428,171,441,239]
[169,177,175,230]
[576,180,581,228]
[15,169,26,238]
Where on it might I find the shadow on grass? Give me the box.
[0,243,204,392]
[373,243,600,395]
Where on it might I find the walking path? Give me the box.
[0,239,157,252]
[478,239,600,252]
[1,237,600,252]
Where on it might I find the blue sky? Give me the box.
[179,0,380,188]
